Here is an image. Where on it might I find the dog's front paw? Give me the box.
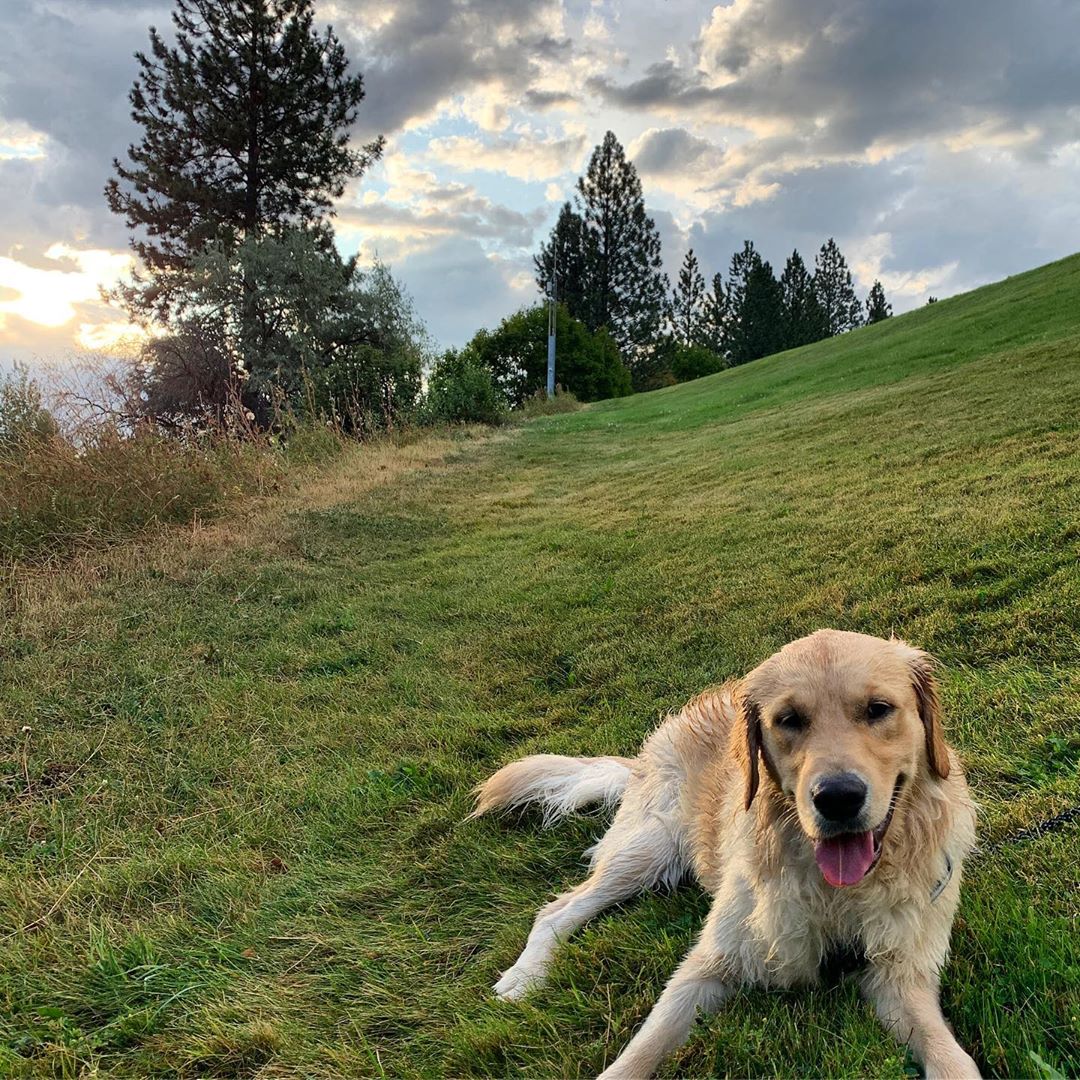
[493,963,544,1001]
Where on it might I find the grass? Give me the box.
[2,253,1080,1077]
[0,423,287,565]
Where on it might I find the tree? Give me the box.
[779,249,826,348]
[813,238,863,336]
[723,242,785,365]
[725,241,758,325]
[671,248,707,347]
[464,304,632,407]
[106,0,383,326]
[141,229,424,431]
[576,132,669,383]
[702,272,729,360]
[422,350,507,426]
[730,254,785,365]
[534,203,593,326]
[135,315,239,423]
[865,280,892,323]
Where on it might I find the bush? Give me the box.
[421,350,507,425]
[669,343,727,382]
[462,304,632,407]
[0,368,58,448]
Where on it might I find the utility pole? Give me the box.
[546,249,557,398]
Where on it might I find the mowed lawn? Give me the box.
[2,255,1080,1078]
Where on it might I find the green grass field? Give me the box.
[3,254,1080,1078]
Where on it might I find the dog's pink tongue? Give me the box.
[814,831,875,887]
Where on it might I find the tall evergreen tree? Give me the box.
[730,253,785,365]
[534,202,593,326]
[576,131,669,380]
[702,272,729,359]
[671,248,707,346]
[725,240,758,325]
[779,249,826,348]
[813,238,863,336]
[723,241,756,364]
[865,280,892,323]
[106,0,383,325]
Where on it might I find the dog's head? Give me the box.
[739,629,951,888]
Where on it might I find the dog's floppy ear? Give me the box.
[907,649,951,780]
[740,689,764,810]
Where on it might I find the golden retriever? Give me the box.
[471,630,979,1079]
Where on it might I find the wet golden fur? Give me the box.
[471,630,979,1078]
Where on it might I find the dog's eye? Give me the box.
[867,700,894,722]
[775,710,807,732]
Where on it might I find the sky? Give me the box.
[2,0,1080,366]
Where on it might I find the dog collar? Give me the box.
[929,852,953,903]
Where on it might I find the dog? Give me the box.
[471,630,979,1079]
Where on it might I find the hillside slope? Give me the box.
[2,255,1079,1077]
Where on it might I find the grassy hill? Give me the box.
[2,254,1079,1077]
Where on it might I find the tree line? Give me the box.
[530,131,892,394]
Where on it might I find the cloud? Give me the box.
[426,127,589,182]
[590,0,1080,164]
[2,0,1080,357]
[383,235,535,347]
[0,243,131,329]
[339,155,547,253]
[629,127,729,207]
[0,119,49,161]
[337,0,573,137]
[522,89,579,111]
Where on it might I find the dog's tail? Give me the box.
[468,754,635,824]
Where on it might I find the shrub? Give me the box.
[462,304,632,407]
[669,343,727,382]
[421,350,507,426]
[0,368,58,449]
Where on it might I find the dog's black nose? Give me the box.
[812,773,868,822]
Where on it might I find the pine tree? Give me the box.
[724,241,761,364]
[779,249,826,348]
[702,272,729,359]
[671,248,707,346]
[865,280,892,323]
[106,0,383,325]
[813,238,863,336]
[725,240,757,326]
[730,253,785,365]
[576,131,669,381]
[534,202,593,326]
